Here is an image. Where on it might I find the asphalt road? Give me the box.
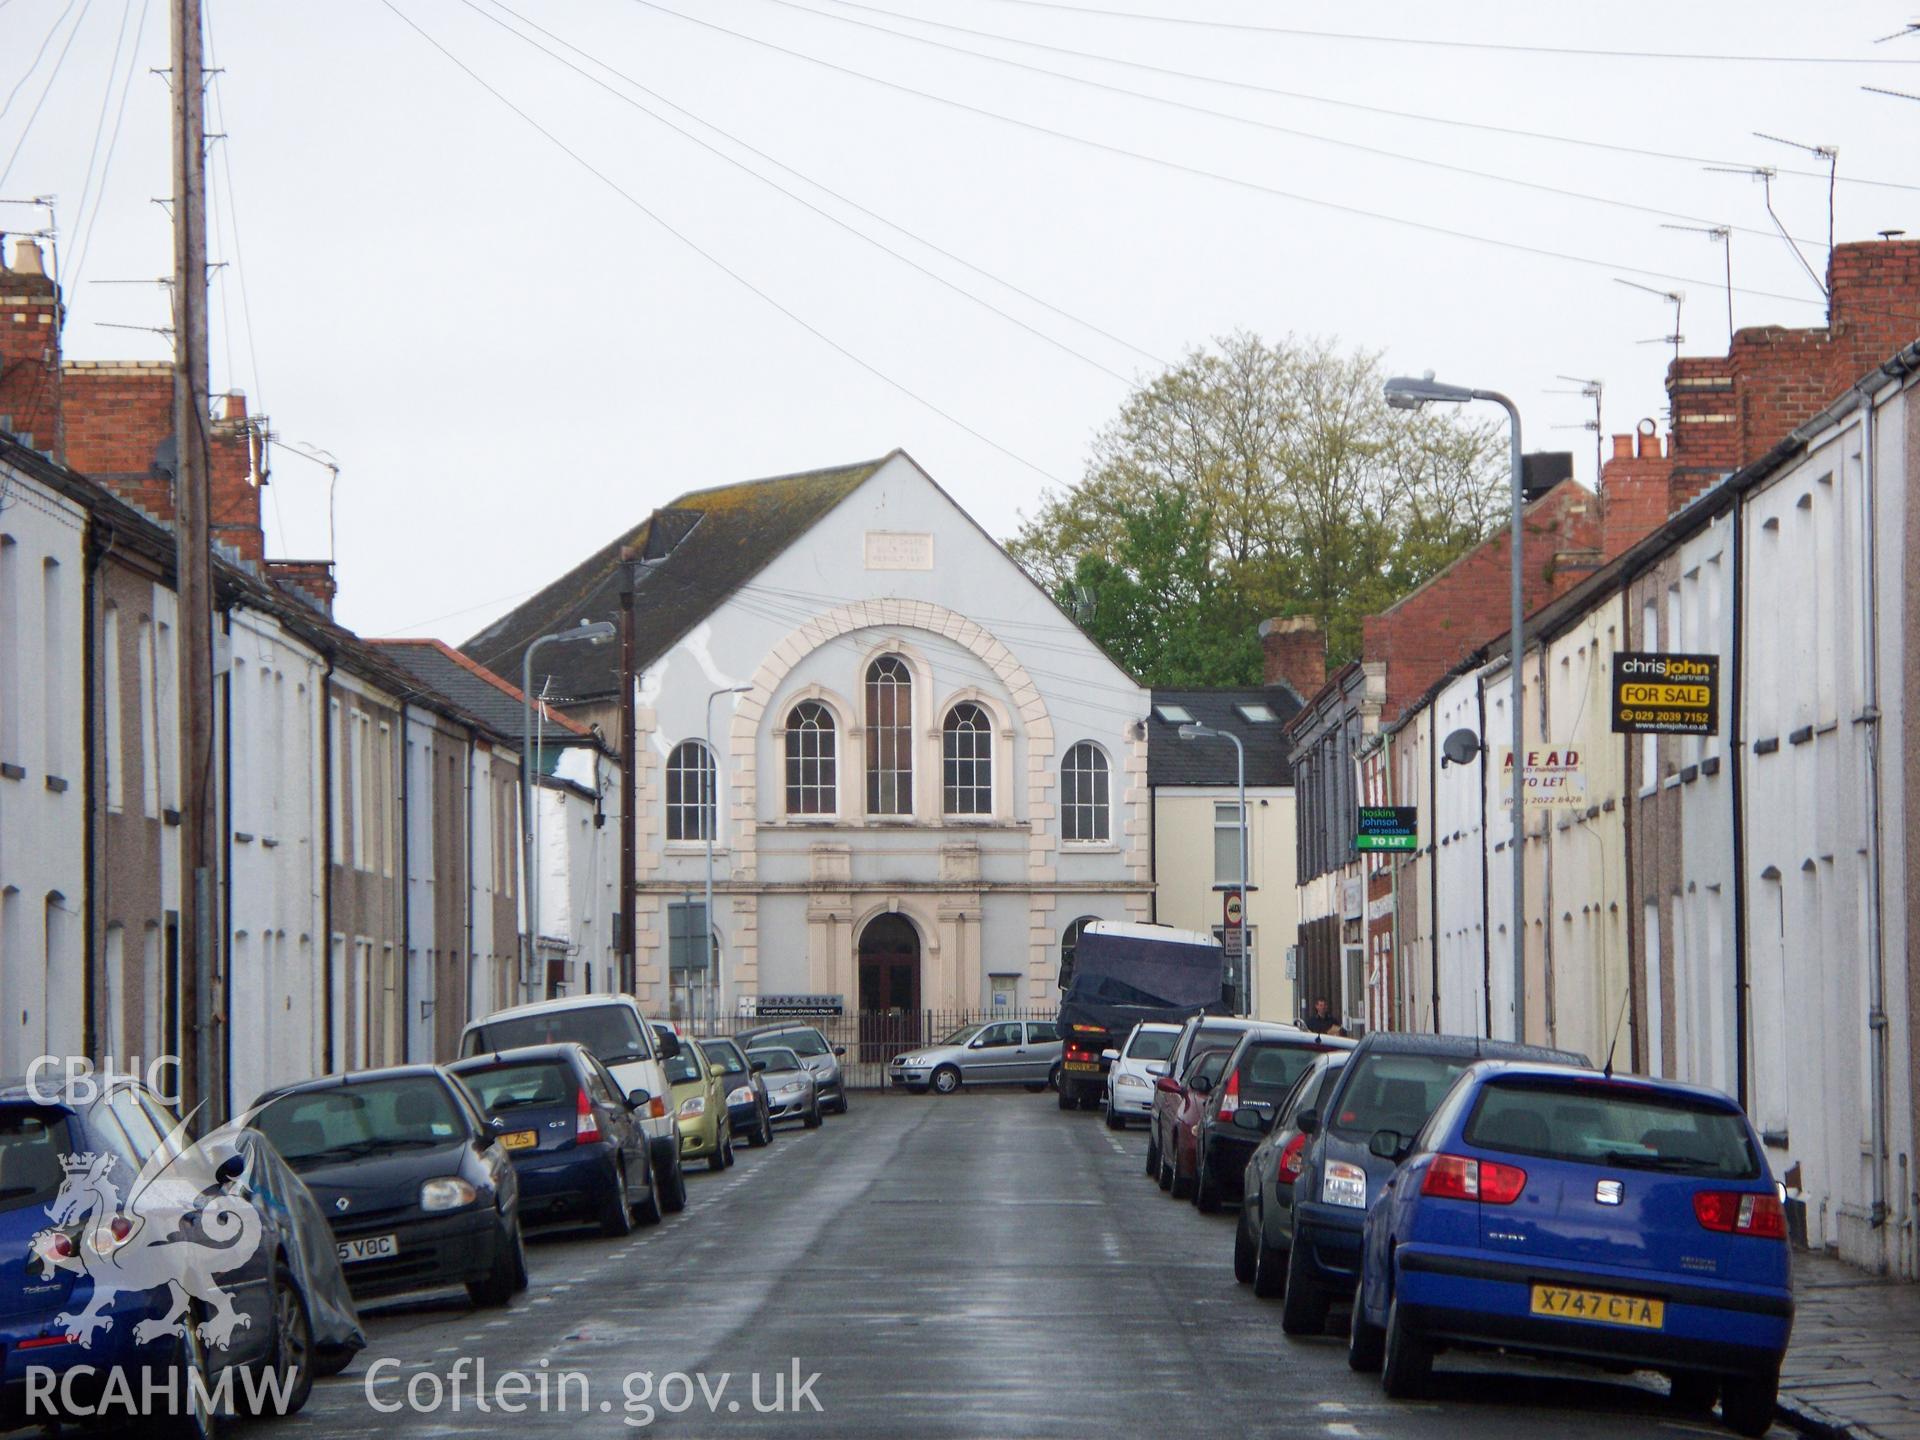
[264,1094,1786,1440]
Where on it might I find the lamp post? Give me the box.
[1385,372,1527,1041]
[522,621,615,1002]
[1179,723,1248,1015]
[704,684,752,1026]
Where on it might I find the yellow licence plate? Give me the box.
[1530,1284,1664,1330]
[1062,1061,1101,1073]
[500,1130,538,1151]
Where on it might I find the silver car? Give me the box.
[890,1020,1064,1095]
[746,1045,823,1129]
[736,1023,848,1114]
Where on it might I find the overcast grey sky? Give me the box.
[6,0,1918,640]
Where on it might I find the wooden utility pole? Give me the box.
[171,0,221,1120]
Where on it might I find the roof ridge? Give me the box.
[664,451,898,506]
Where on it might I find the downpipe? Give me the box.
[1854,393,1891,1238]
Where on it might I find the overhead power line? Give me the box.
[963,0,1920,66]
[633,1,1887,318]
[807,0,1920,195]
[378,0,1067,484]
[65,0,151,294]
[777,0,1828,248]
[464,0,1155,380]
[1,0,95,191]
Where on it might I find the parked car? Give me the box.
[735,1023,848,1114]
[1149,1046,1234,1198]
[663,1034,735,1172]
[699,1037,773,1148]
[1191,1030,1356,1212]
[1102,1021,1180,1129]
[745,1047,824,1129]
[1348,1062,1792,1438]
[252,1065,528,1309]
[1237,1050,1352,1295]
[448,1043,659,1235]
[1145,1017,1296,1183]
[889,1020,1063,1094]
[0,1073,328,1433]
[461,994,687,1214]
[1261,1032,1585,1337]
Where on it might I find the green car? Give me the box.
[664,1031,736,1172]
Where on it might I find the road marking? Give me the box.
[1326,1424,1362,1438]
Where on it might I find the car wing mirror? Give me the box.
[749,1059,768,1074]
[1295,1107,1321,1136]
[1145,1062,1169,1078]
[627,1088,652,1110]
[1100,1048,1119,1062]
[833,1045,846,1057]
[1233,1107,1270,1133]
[1368,1129,1411,1162]
[654,1031,682,1061]
[1191,1075,1213,1096]
[1154,1076,1182,1095]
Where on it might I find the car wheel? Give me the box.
[1232,1203,1258,1284]
[1668,1372,1718,1414]
[658,1147,688,1214]
[601,1162,636,1237]
[1718,1371,1779,1438]
[1348,1283,1386,1373]
[1380,1296,1432,1399]
[1280,1234,1330,1334]
[1104,1098,1125,1131]
[1157,1146,1174,1192]
[931,1065,962,1095]
[155,1318,222,1440]
[1145,1128,1160,1177]
[1058,1084,1077,1110]
[1194,1147,1222,1213]
[759,1109,774,1147]
[709,1128,731,1173]
[804,1102,824,1129]
[249,1269,315,1416]
[510,1219,529,1292]
[832,1093,849,1115]
[467,1220,520,1307]
[1170,1146,1195,1200]
[633,1168,663,1226]
[1251,1214,1288,1300]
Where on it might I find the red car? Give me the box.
[1150,1046,1234,1199]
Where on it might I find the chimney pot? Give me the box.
[1612,435,1633,460]
[9,239,46,277]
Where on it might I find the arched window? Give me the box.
[1060,741,1110,843]
[1058,914,1100,991]
[784,701,837,814]
[941,703,992,815]
[665,740,716,841]
[865,656,913,815]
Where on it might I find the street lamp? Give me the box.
[522,620,615,1001]
[1179,723,1248,1016]
[704,684,753,1025]
[1384,372,1527,1041]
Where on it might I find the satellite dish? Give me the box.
[1441,728,1483,768]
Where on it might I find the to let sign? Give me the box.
[1611,652,1720,735]
[1355,806,1418,851]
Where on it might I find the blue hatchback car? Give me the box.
[1349,1061,1792,1438]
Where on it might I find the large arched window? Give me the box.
[1060,741,1110,843]
[665,739,716,841]
[1058,914,1100,991]
[941,702,992,815]
[865,656,913,815]
[784,701,837,814]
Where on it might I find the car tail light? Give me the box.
[1420,1154,1527,1205]
[1693,1190,1786,1238]
[1218,1069,1241,1118]
[576,1087,603,1144]
[1276,1132,1308,1185]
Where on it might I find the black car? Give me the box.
[449,1043,659,1236]
[698,1038,774,1148]
[1236,1050,1350,1297]
[253,1065,527,1308]
[1191,1030,1356,1212]
[1262,1032,1586,1336]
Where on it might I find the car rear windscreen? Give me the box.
[1465,1079,1761,1179]
[1332,1053,1475,1139]
[1126,1030,1176,1061]
[699,1041,747,1076]
[1191,1025,1247,1057]
[259,1078,465,1166]
[459,1062,574,1115]
[775,1029,830,1058]
[1243,1043,1324,1098]
[466,1005,651,1067]
[663,1049,703,1085]
[0,1108,73,1213]
[749,1048,802,1072]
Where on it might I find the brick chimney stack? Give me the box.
[1259,616,1327,702]
[0,236,63,458]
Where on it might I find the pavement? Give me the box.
[1777,1249,1920,1440]
[179,1089,1821,1440]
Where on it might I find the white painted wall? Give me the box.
[0,461,87,1074]
[1432,670,1488,1037]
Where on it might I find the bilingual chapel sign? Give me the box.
[864,531,935,571]
[1611,651,1721,735]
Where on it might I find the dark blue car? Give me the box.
[1267,1031,1585,1338]
[697,1038,774,1149]
[1348,1062,1792,1438]
[449,1043,659,1235]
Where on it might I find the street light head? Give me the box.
[1384,372,1476,410]
[1178,723,1219,740]
[547,620,616,649]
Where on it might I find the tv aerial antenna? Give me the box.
[1613,279,1685,366]
[1661,224,1733,344]
[1545,376,1603,481]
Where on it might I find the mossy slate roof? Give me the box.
[462,455,893,704]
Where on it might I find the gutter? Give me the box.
[1477,678,1492,1039]
[320,653,336,1073]
[1853,386,1891,1235]
[81,520,102,1061]
[1730,484,1751,1112]
[219,605,234,1117]
[399,700,411,1061]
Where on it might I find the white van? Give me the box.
[460,994,688,1213]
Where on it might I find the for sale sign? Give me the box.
[1611,652,1720,735]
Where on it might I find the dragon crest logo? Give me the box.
[29,1107,264,1351]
